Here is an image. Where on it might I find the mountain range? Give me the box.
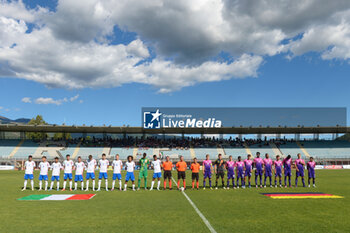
[0,115,31,124]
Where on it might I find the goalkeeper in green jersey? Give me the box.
[138,153,150,190]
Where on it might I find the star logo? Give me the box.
[150,109,162,122]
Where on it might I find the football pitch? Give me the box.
[0,170,349,233]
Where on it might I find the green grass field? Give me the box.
[0,170,349,233]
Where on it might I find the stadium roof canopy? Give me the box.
[0,124,348,134]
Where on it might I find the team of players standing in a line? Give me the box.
[21,152,316,191]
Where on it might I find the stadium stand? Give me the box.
[110,147,135,159]
[276,141,305,158]
[222,147,248,158]
[165,148,192,160]
[194,148,221,160]
[1,138,350,166]
[9,140,39,158]
[298,140,350,158]
[0,140,20,157]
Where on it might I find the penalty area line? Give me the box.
[171,177,217,233]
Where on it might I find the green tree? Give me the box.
[25,115,48,140]
[53,132,72,140]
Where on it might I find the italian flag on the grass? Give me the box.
[18,194,95,201]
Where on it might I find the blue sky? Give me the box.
[1,0,350,126]
[1,53,349,126]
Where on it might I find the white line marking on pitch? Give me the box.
[172,177,217,233]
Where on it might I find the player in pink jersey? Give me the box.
[254,152,264,188]
[225,156,235,189]
[235,156,245,188]
[283,155,293,187]
[295,153,306,187]
[202,154,213,189]
[263,153,273,188]
[244,154,253,188]
[274,155,283,188]
[307,157,316,187]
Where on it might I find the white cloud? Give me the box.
[70,94,79,102]
[23,95,81,105]
[0,16,27,47]
[288,9,350,60]
[0,106,3,110]
[140,54,263,93]
[21,97,31,103]
[1,0,350,92]
[0,0,43,22]
[35,97,64,105]
[47,0,114,43]
[109,0,350,61]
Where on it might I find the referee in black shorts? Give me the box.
[176,156,187,189]
[163,156,173,190]
[191,158,200,189]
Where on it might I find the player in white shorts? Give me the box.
[74,156,86,191]
[85,155,97,191]
[150,155,162,191]
[38,156,50,191]
[97,153,109,191]
[112,154,123,191]
[124,156,136,191]
[62,154,75,191]
[22,155,36,191]
[49,157,62,191]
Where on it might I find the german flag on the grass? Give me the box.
[261,192,343,199]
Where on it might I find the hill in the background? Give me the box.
[336,133,350,141]
[0,115,31,124]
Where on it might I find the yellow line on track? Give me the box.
[243,142,252,155]
[71,141,82,159]
[296,141,311,158]
[8,139,24,158]
[190,146,196,159]
[132,147,138,160]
